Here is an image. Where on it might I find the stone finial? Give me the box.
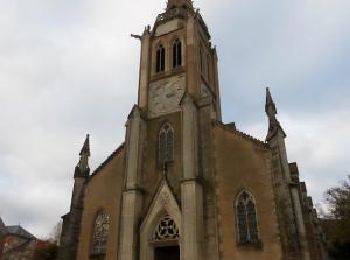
[75,134,90,178]
[265,87,286,141]
[265,87,277,117]
[80,134,90,157]
[166,0,194,11]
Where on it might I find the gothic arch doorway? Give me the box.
[153,215,180,260]
[139,181,182,260]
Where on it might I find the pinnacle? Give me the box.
[75,134,90,178]
[80,134,90,156]
[265,87,277,116]
[166,0,194,11]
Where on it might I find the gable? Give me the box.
[140,179,181,240]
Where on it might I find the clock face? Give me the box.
[148,74,186,118]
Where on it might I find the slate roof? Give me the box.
[3,225,35,240]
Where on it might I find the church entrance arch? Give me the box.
[139,181,182,260]
[152,215,180,260]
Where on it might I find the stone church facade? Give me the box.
[58,1,327,259]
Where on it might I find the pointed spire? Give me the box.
[265,88,286,141]
[265,87,277,118]
[80,134,90,157]
[75,134,90,178]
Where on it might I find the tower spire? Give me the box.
[265,88,285,141]
[74,134,90,178]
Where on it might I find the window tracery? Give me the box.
[173,39,182,68]
[90,210,110,257]
[159,124,174,168]
[154,215,179,241]
[236,190,259,245]
[156,44,166,73]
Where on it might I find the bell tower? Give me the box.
[137,0,222,120]
[117,1,221,260]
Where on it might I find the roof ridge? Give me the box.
[4,225,35,239]
[90,143,125,179]
[213,120,270,149]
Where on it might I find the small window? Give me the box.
[159,123,174,168]
[236,190,259,245]
[156,44,165,73]
[173,39,182,68]
[90,210,110,259]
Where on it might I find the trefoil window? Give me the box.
[236,190,259,245]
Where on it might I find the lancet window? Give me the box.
[159,123,174,168]
[236,190,259,245]
[90,210,110,258]
[156,44,166,73]
[154,215,179,241]
[173,39,182,68]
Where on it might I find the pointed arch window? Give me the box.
[90,210,110,259]
[173,39,182,68]
[236,190,259,245]
[156,44,165,73]
[159,123,174,168]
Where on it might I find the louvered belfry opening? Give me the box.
[173,39,182,68]
[156,44,166,73]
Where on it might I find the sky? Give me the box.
[0,0,349,238]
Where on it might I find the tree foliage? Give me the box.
[324,175,350,258]
[33,241,58,260]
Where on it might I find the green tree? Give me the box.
[325,175,350,259]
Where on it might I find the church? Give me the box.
[58,1,328,259]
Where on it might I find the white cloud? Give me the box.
[243,104,350,207]
[0,0,349,237]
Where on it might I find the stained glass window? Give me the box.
[90,210,110,258]
[236,190,259,245]
[159,124,174,168]
[154,215,179,241]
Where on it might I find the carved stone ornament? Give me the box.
[154,215,180,241]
